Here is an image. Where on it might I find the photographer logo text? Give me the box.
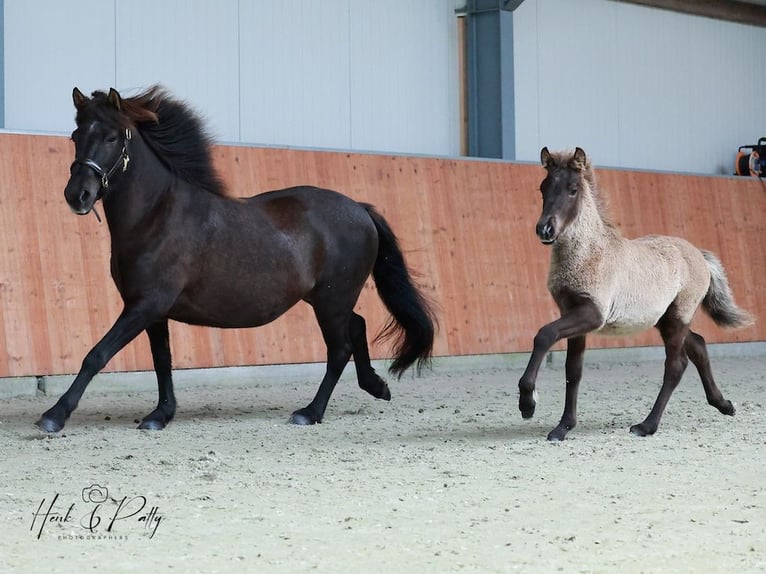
[31,484,163,540]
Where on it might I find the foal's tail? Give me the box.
[364,204,437,377]
[701,250,755,328]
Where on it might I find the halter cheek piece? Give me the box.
[74,128,132,195]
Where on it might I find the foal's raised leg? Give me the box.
[630,314,689,436]
[290,308,354,425]
[547,335,586,441]
[137,319,177,430]
[349,312,391,400]
[518,299,602,420]
[684,330,735,416]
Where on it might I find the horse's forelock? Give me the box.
[547,148,613,227]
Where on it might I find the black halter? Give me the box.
[74,128,132,194]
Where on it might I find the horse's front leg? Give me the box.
[518,300,602,422]
[137,320,176,430]
[35,306,158,433]
[547,335,586,441]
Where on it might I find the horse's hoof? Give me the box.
[546,428,567,442]
[717,400,735,416]
[137,419,166,431]
[359,375,391,401]
[629,423,654,437]
[35,417,64,434]
[521,407,535,419]
[289,410,320,425]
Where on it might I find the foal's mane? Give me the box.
[548,149,615,228]
[92,86,226,196]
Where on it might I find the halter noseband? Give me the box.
[74,128,132,192]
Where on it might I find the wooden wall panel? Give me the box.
[0,133,763,378]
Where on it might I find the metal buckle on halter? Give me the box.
[77,128,132,190]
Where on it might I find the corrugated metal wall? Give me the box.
[3,0,460,155]
[513,0,766,174]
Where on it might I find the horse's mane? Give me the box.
[546,149,615,229]
[90,86,227,196]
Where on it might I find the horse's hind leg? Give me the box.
[630,314,689,437]
[547,335,586,441]
[350,312,391,400]
[137,320,177,430]
[685,330,735,416]
[290,309,354,425]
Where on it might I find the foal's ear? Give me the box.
[108,88,122,111]
[72,87,87,109]
[540,147,552,168]
[570,147,587,171]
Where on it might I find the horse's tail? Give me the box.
[364,204,437,377]
[700,250,754,328]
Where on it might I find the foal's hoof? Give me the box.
[519,390,538,419]
[717,400,735,416]
[629,423,656,437]
[35,416,64,434]
[289,409,321,426]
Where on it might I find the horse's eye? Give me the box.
[568,186,578,196]
[105,134,118,144]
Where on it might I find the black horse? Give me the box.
[36,86,436,432]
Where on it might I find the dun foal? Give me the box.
[519,147,754,441]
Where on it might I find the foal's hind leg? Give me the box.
[685,330,735,416]
[630,314,689,437]
[137,320,177,430]
[290,309,354,425]
[547,335,586,441]
[349,312,391,400]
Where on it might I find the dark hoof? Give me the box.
[289,409,321,426]
[629,423,655,437]
[717,400,735,416]
[137,419,166,431]
[547,424,571,442]
[359,374,391,401]
[519,389,538,419]
[35,416,64,434]
[520,407,536,419]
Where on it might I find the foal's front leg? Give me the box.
[547,335,586,441]
[35,305,157,432]
[518,301,602,424]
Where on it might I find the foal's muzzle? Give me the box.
[536,217,557,244]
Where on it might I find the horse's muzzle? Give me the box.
[536,218,557,244]
[64,170,100,215]
[64,181,98,215]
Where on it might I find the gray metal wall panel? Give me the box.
[349,0,458,155]
[3,0,459,156]
[115,0,240,142]
[238,0,352,149]
[4,0,115,133]
[514,0,766,174]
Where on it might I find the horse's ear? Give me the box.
[570,147,587,171]
[540,147,552,168]
[108,88,122,111]
[73,87,87,109]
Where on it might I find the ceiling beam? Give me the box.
[612,0,766,27]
